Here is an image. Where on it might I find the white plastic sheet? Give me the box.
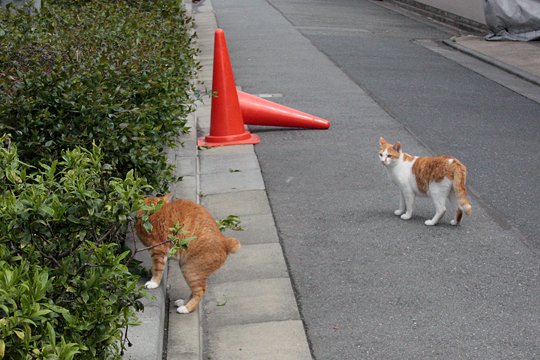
[484,0,540,40]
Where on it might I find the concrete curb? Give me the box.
[123,235,167,360]
[124,2,203,358]
[123,94,199,360]
[442,38,540,88]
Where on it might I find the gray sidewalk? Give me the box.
[126,1,311,359]
[167,1,311,358]
[124,1,540,359]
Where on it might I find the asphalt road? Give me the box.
[211,0,540,359]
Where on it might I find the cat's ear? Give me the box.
[379,137,387,146]
[393,142,402,153]
[163,193,173,203]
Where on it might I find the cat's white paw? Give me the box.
[450,219,459,226]
[425,219,437,226]
[400,213,412,220]
[394,210,404,216]
[174,299,185,307]
[144,281,159,289]
[176,305,189,314]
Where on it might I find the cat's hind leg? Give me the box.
[451,209,463,226]
[449,191,463,225]
[425,198,446,226]
[176,269,208,314]
[425,182,449,226]
[176,284,206,314]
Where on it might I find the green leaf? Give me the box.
[14,330,25,340]
[143,221,153,233]
[31,309,52,318]
[47,322,56,349]
[217,215,244,232]
[40,205,55,217]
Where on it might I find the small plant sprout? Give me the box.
[217,215,244,232]
[139,199,167,233]
[216,294,228,307]
[167,222,196,256]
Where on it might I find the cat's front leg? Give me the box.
[145,280,160,289]
[400,191,415,220]
[394,191,406,216]
[145,253,168,289]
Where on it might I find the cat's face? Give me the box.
[143,193,172,206]
[137,194,172,216]
[379,137,401,166]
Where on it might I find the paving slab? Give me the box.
[205,321,312,360]
[200,168,265,195]
[170,175,198,203]
[199,144,257,157]
[209,243,290,283]
[173,157,197,178]
[199,152,261,174]
[201,190,273,218]
[165,261,201,360]
[204,278,301,327]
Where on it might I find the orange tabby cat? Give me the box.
[379,137,472,226]
[135,194,240,314]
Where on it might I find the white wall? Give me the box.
[414,0,486,25]
[0,0,40,11]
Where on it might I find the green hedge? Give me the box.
[0,0,200,192]
[0,0,200,358]
[0,136,147,358]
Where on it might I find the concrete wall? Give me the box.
[413,0,486,25]
[0,0,40,11]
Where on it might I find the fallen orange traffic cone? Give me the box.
[198,29,259,147]
[238,91,331,129]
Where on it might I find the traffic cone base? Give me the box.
[197,131,260,147]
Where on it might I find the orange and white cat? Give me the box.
[379,137,472,226]
[135,194,240,314]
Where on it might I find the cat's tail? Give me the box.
[452,161,472,216]
[225,237,241,254]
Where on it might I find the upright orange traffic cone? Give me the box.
[198,29,259,147]
[238,91,331,129]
